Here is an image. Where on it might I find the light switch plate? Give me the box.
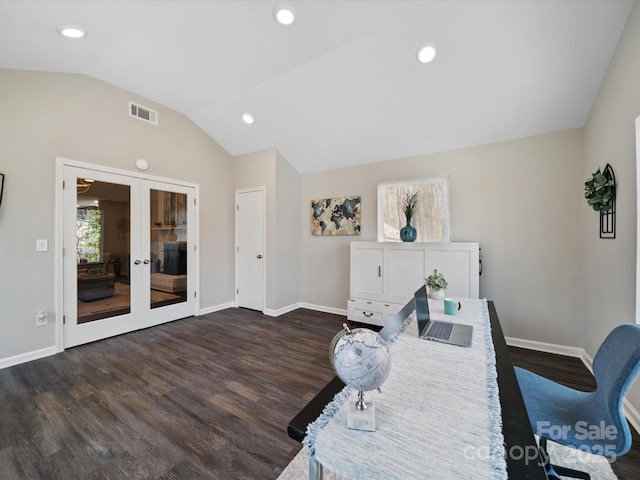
[36,239,48,252]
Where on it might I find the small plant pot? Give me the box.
[429,289,445,300]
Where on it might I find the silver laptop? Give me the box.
[414,285,473,347]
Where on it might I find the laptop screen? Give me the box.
[414,285,431,335]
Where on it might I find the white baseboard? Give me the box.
[264,303,302,317]
[298,303,347,317]
[624,399,640,437]
[0,346,58,370]
[264,303,348,317]
[505,336,587,360]
[198,301,235,316]
[200,301,347,318]
[507,336,640,436]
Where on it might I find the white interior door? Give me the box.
[62,163,197,348]
[236,188,265,311]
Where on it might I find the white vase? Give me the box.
[429,288,445,300]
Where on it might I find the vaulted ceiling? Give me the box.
[0,1,633,173]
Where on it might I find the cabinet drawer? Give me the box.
[383,302,404,317]
[348,299,384,326]
[349,299,383,313]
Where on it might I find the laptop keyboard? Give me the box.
[428,321,453,340]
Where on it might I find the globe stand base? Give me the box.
[347,402,376,431]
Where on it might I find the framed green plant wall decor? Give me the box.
[584,164,616,239]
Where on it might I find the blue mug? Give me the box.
[444,298,461,315]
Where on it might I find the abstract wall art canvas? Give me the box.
[311,196,361,236]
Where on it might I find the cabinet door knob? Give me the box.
[143,259,150,264]
[256,254,263,259]
[134,259,141,265]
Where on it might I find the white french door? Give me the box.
[62,163,197,348]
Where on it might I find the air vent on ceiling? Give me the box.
[129,101,158,125]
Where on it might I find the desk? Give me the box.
[288,301,547,479]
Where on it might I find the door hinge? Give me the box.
[194,291,197,298]
[237,288,239,295]
[194,198,197,205]
[63,315,66,324]
[194,245,197,252]
[62,180,65,189]
[62,247,66,257]
[236,246,239,253]
[237,204,239,211]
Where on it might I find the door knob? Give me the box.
[256,254,263,259]
[134,259,141,265]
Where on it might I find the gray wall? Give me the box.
[583,1,640,414]
[234,149,302,313]
[234,149,277,311]
[275,151,302,310]
[0,69,235,359]
[300,129,585,346]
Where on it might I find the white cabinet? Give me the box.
[383,247,427,303]
[347,298,405,327]
[350,246,384,299]
[428,244,479,299]
[348,242,480,326]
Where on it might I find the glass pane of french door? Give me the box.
[76,178,132,323]
[149,189,188,310]
[64,166,140,349]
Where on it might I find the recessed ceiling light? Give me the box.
[274,5,296,25]
[57,25,86,38]
[242,113,255,125]
[417,45,437,64]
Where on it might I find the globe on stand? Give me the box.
[329,324,392,431]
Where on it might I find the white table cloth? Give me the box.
[304,298,508,480]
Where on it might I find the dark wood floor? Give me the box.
[0,308,638,479]
[0,308,342,479]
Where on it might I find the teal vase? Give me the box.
[400,221,417,242]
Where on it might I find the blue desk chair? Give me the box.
[515,323,640,480]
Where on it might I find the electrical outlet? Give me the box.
[36,311,48,326]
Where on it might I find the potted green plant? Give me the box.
[425,269,448,299]
[584,167,615,212]
[399,191,419,242]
